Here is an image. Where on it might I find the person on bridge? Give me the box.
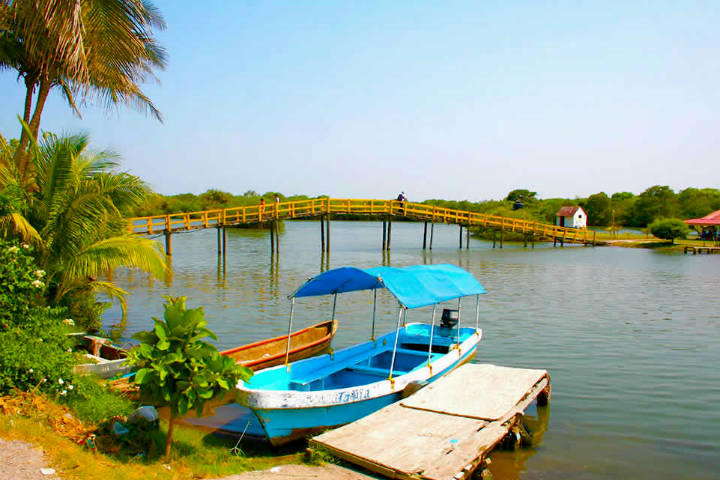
[259,198,265,221]
[396,192,407,214]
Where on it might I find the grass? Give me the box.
[0,391,310,479]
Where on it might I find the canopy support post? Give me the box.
[402,308,407,327]
[284,297,296,370]
[371,288,377,341]
[456,298,462,352]
[428,304,437,372]
[331,292,338,321]
[388,306,404,386]
[475,294,480,333]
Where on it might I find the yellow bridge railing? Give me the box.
[127,198,595,245]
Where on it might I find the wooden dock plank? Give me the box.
[402,363,548,421]
[311,364,550,480]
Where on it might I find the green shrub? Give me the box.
[0,241,46,327]
[0,306,75,395]
[648,218,690,242]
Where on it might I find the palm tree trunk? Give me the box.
[12,78,38,173]
[17,78,51,186]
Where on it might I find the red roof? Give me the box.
[556,206,583,217]
[685,210,720,226]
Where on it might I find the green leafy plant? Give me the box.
[648,218,690,243]
[126,296,252,460]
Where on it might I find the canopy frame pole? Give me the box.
[371,288,377,341]
[331,292,338,322]
[475,294,480,333]
[402,308,407,327]
[428,304,437,371]
[284,297,296,370]
[388,306,404,386]
[456,298,462,352]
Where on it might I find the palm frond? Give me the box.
[61,235,167,286]
[0,212,41,244]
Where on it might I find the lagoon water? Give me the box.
[104,221,720,479]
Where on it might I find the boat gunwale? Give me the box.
[220,320,337,367]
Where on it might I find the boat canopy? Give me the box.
[292,264,486,309]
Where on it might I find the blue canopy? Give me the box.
[292,264,486,309]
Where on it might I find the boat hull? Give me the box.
[235,324,481,446]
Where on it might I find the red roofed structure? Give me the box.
[684,210,720,226]
[685,210,720,241]
[555,206,587,228]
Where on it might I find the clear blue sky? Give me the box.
[2,1,719,201]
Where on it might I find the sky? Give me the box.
[2,0,719,201]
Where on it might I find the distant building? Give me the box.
[556,206,587,228]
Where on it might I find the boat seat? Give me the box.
[291,363,349,387]
[346,365,409,377]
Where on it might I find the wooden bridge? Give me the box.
[127,198,596,255]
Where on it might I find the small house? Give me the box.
[556,206,587,228]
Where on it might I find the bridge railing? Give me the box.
[127,198,591,243]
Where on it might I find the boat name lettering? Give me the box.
[335,389,371,403]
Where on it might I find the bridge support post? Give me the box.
[270,222,275,254]
[164,230,172,256]
[382,220,387,250]
[321,216,325,252]
[500,229,504,248]
[274,220,280,253]
[459,225,463,249]
[325,215,330,252]
[493,230,496,248]
[423,222,428,250]
[222,226,227,258]
[466,225,470,249]
[532,233,535,248]
[430,222,434,250]
[387,217,392,250]
[217,226,221,256]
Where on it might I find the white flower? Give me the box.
[63,318,75,326]
[58,378,64,385]
[7,246,18,253]
[59,390,67,396]
[35,270,46,278]
[67,348,72,353]
[29,369,33,373]
[22,243,29,249]
[31,280,44,289]
[68,385,74,391]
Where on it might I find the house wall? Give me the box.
[573,210,587,228]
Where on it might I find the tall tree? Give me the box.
[582,192,612,226]
[0,0,166,181]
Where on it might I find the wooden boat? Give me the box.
[234,264,487,446]
[73,335,132,379]
[220,319,337,371]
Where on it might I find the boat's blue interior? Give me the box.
[244,324,476,392]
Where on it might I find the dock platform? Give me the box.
[310,363,550,480]
[684,245,720,254]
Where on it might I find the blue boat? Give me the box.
[235,264,487,446]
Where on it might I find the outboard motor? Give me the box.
[440,308,459,328]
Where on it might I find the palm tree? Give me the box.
[0,129,168,326]
[0,0,166,181]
